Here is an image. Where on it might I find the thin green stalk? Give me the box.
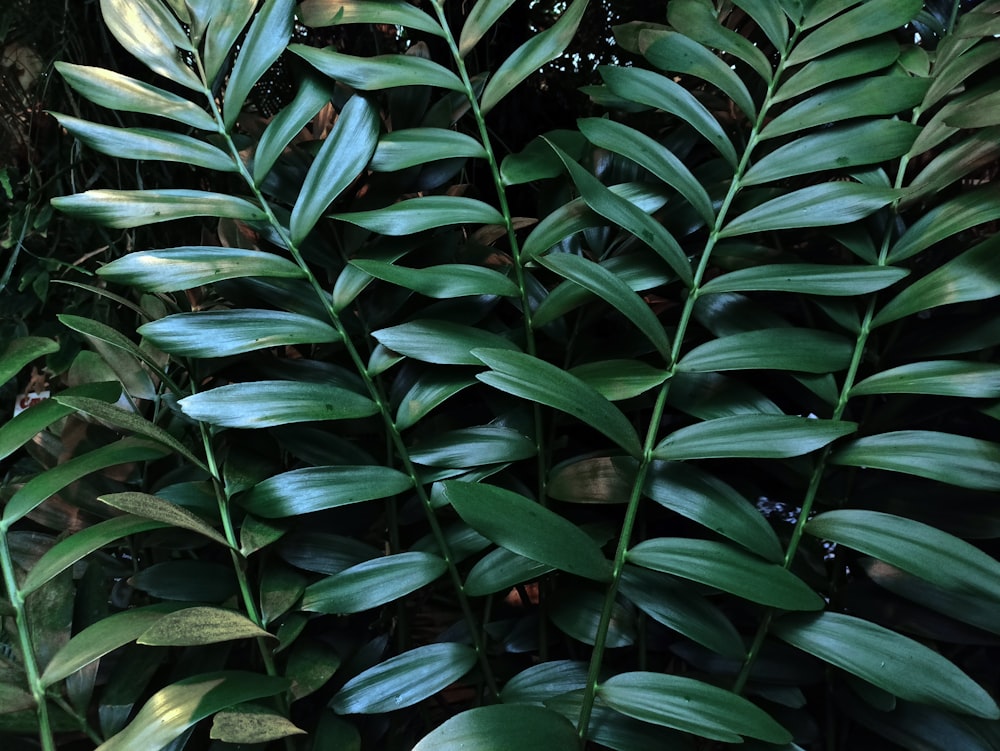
[49,693,103,746]
[0,522,56,751]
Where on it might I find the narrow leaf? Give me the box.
[441,481,611,582]
[291,45,464,91]
[409,426,535,467]
[290,95,380,244]
[890,185,1000,262]
[412,705,579,751]
[480,0,587,114]
[241,466,413,517]
[97,247,305,292]
[599,672,792,743]
[350,259,518,298]
[136,606,270,646]
[773,613,999,718]
[395,372,475,430]
[460,0,517,57]
[654,414,856,460]
[473,348,643,457]
[371,128,488,171]
[254,74,333,183]
[51,189,266,229]
[733,0,790,50]
[99,492,229,547]
[830,431,1000,491]
[298,0,444,37]
[179,381,378,428]
[701,264,908,296]
[628,537,824,610]
[336,196,504,235]
[500,660,588,705]
[99,0,200,89]
[0,337,58,388]
[569,360,668,401]
[201,1,256,83]
[719,183,896,237]
[787,0,923,65]
[678,328,853,373]
[667,0,774,81]
[772,37,900,103]
[138,309,338,357]
[301,552,446,613]
[373,320,520,365]
[464,547,553,596]
[850,360,1000,398]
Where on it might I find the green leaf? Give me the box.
[460,0,517,57]
[628,537,823,610]
[875,234,1000,327]
[210,703,305,743]
[95,671,290,751]
[350,259,518,298]
[96,247,305,292]
[569,360,668,402]
[331,642,476,714]
[290,95,380,244]
[598,671,792,743]
[99,492,230,547]
[645,461,783,561]
[0,336,58,388]
[889,185,1000,262]
[409,426,535,467]
[548,456,635,504]
[241,465,413,517]
[200,1,256,82]
[520,182,669,261]
[51,114,235,172]
[806,510,1000,604]
[395,372,475,430]
[641,29,758,117]
[480,0,587,114]
[473,348,643,457]
[743,121,920,185]
[732,0,790,50]
[51,189,267,229]
[550,585,636,646]
[136,606,270,646]
[760,76,930,140]
[601,65,738,168]
[412,705,579,751]
[942,87,1000,130]
[620,565,746,658]
[577,117,714,225]
[0,382,121,463]
[440,481,611,582]
[786,0,923,65]
[371,128,488,171]
[830,431,1000,491]
[654,414,856,460]
[335,196,505,235]
[223,0,295,128]
[299,0,444,37]
[41,604,184,687]
[55,62,217,130]
[500,660,588,705]
[667,0,774,82]
[500,129,588,185]
[291,45,464,91]
[301,552,447,613]
[138,309,338,357]
[851,360,1000,398]
[701,263,908,296]
[254,74,333,182]
[773,613,1000,718]
[719,183,897,237]
[537,253,672,356]
[21,515,166,596]
[53,396,205,470]
[906,127,1000,199]
[373,319,520,365]
[58,315,164,390]
[772,37,900,103]
[179,381,378,428]
[679,328,852,373]
[99,0,200,89]
[464,547,553,596]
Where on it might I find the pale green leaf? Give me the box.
[99,0,200,89]
[460,0,517,57]
[254,74,333,183]
[787,0,923,65]
[350,259,518,298]
[373,319,520,365]
[850,360,1000,398]
[51,189,267,229]
[301,552,446,613]
[336,196,504,235]
[298,0,444,37]
[371,128,488,171]
[99,491,229,547]
[201,0,256,82]
[210,704,305,743]
[241,465,413,517]
[291,45,464,91]
[136,606,270,646]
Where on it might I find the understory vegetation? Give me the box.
[2,0,1000,748]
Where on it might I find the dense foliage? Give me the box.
[2,0,1000,749]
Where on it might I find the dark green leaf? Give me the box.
[701,264,908,296]
[851,360,1000,398]
[412,705,579,751]
[628,537,824,610]
[830,431,1000,490]
[301,552,446,613]
[51,189,267,229]
[598,671,792,743]
[772,37,900,103]
[667,0,774,82]
[0,337,58,389]
[350,259,518,298]
[464,547,553,596]
[906,127,1000,199]
[473,348,643,457]
[441,481,611,582]
[678,328,852,373]
[299,0,444,37]
[480,0,587,114]
[223,0,295,128]
[654,414,856,460]
[569,360,668,402]
[99,492,229,547]
[290,45,463,91]
[373,319,520,365]
[500,129,588,185]
[773,613,999,718]
[719,183,896,237]
[550,585,636,646]
[371,128,487,171]
[500,660,588,705]
[890,185,1000,262]
[786,0,923,65]
[138,309,338,357]
[410,426,535,467]
[395,372,475,430]
[254,75,333,182]
[733,0,790,50]
[290,95,380,244]
[179,381,378,428]
[241,465,412,517]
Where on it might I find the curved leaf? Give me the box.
[464,547,553,596]
[301,552,446,613]
[409,426,536,467]
[254,74,333,183]
[412,705,579,751]
[395,372,476,430]
[371,128,488,171]
[98,492,229,547]
[678,328,853,373]
[733,0,789,50]
[889,185,1000,262]
[787,0,923,65]
[299,0,444,37]
[0,337,58,389]
[569,360,668,401]
[441,481,611,582]
[136,606,271,646]
[99,0,200,89]
[291,45,464,91]
[851,360,1000,398]
[701,264,908,296]
[667,0,774,82]
[460,0,517,57]
[51,189,267,229]
[335,196,504,235]
[373,319,520,365]
[179,381,378,428]
[241,465,413,517]
[773,613,999,718]
[500,660,588,705]
[772,37,900,104]
[350,259,518,298]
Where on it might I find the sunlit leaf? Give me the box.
[371,128,488,171]
[98,492,229,547]
[52,189,267,229]
[241,465,412,517]
[299,0,444,37]
[99,0,200,89]
[373,319,520,365]
[200,0,256,82]
[460,0,518,57]
[291,45,464,91]
[136,606,270,646]
[301,552,446,613]
[336,196,504,235]
[350,259,518,298]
